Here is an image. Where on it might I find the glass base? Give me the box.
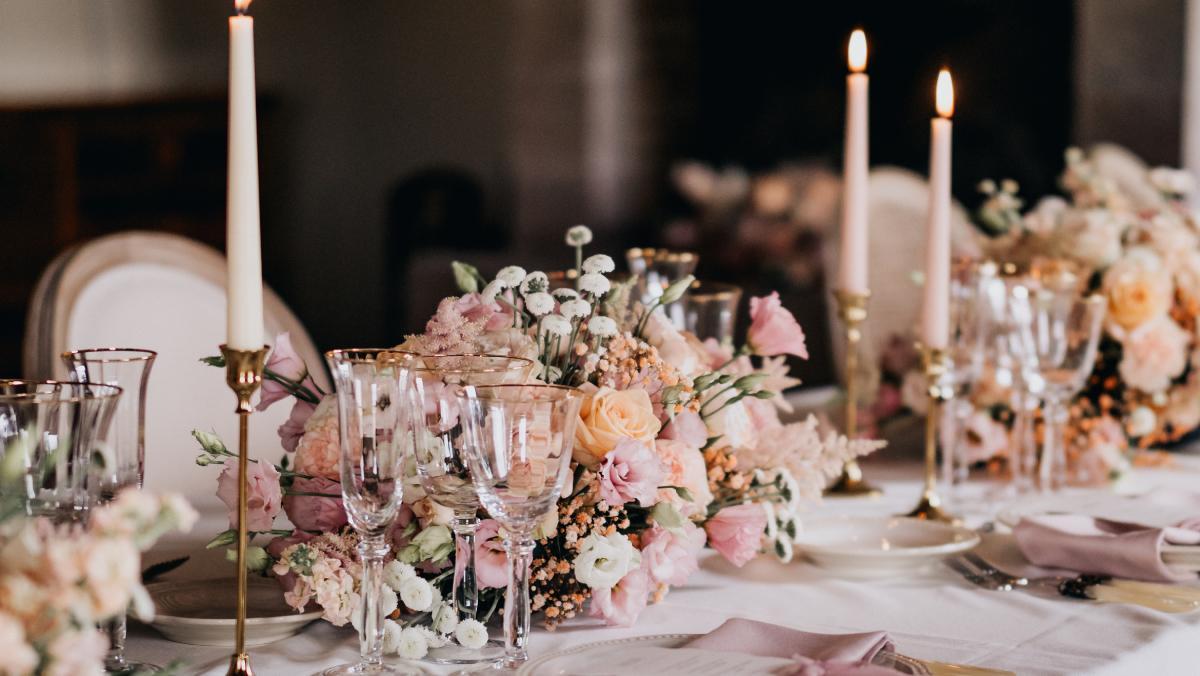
[422,639,504,666]
[320,662,425,676]
[106,659,160,675]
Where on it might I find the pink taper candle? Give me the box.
[838,29,870,293]
[226,0,264,350]
[921,69,954,350]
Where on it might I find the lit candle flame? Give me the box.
[936,69,954,118]
[235,0,252,15]
[848,29,867,73]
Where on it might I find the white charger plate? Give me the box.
[793,516,980,578]
[146,577,322,647]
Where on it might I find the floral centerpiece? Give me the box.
[194,225,882,659]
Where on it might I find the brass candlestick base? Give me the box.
[826,289,881,498]
[220,344,269,676]
[904,346,958,523]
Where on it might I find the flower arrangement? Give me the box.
[0,490,197,675]
[194,224,882,653]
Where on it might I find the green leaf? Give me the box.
[205,529,237,550]
[201,355,225,367]
[650,501,685,531]
[451,261,483,294]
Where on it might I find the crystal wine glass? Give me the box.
[456,384,582,671]
[407,354,534,665]
[62,348,157,674]
[325,349,420,676]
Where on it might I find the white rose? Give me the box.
[706,398,758,451]
[573,532,640,590]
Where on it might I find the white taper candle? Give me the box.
[839,29,870,294]
[921,69,954,350]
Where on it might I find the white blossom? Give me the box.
[773,535,795,564]
[396,626,429,660]
[525,292,555,317]
[566,224,593,246]
[1127,406,1157,437]
[520,271,549,296]
[431,601,458,634]
[559,299,591,319]
[455,618,490,650]
[541,314,572,336]
[579,273,611,297]
[762,501,778,542]
[573,532,640,589]
[399,576,434,612]
[351,586,398,634]
[552,288,579,302]
[582,254,615,274]
[481,280,504,303]
[587,315,618,337]
[383,560,416,592]
[1149,167,1194,196]
[496,266,527,288]
[382,619,403,655]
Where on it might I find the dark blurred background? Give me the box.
[0,0,1186,384]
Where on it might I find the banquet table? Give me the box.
[127,456,1200,676]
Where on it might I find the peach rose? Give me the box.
[1103,248,1173,330]
[1117,316,1190,394]
[574,387,661,467]
[654,439,713,516]
[294,396,341,480]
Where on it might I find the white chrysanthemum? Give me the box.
[566,224,593,246]
[455,618,490,650]
[399,577,434,612]
[559,298,591,318]
[481,280,504,303]
[431,601,459,635]
[396,627,429,660]
[382,619,403,654]
[774,535,795,564]
[582,254,615,274]
[579,273,611,296]
[587,315,618,337]
[525,291,555,317]
[383,560,416,592]
[573,532,640,589]
[419,625,449,648]
[351,586,398,634]
[541,314,572,336]
[552,288,579,302]
[496,266,527,288]
[761,501,778,542]
[520,271,549,296]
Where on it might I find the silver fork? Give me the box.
[962,552,1027,588]
[945,557,1013,591]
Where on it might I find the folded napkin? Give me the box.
[1013,515,1200,582]
[683,618,896,675]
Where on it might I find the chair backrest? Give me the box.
[24,231,327,512]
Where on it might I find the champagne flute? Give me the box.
[324,349,420,676]
[455,384,582,672]
[407,354,534,665]
[62,348,157,674]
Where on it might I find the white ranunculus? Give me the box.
[496,266,527,288]
[455,618,490,649]
[399,577,434,612]
[582,254,615,274]
[560,298,592,319]
[525,292,555,317]
[587,315,618,338]
[579,273,611,296]
[706,398,758,452]
[573,532,641,590]
[541,314,572,336]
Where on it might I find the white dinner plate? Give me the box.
[793,516,980,578]
[146,577,322,647]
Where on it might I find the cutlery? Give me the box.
[880,651,1016,676]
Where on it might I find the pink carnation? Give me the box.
[216,460,283,532]
[294,396,342,480]
[472,519,509,589]
[747,292,808,359]
[598,438,666,507]
[258,332,319,412]
[640,522,705,587]
[704,502,766,567]
[588,566,650,627]
[659,410,708,449]
[283,476,348,532]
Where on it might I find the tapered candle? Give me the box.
[226,0,264,350]
[921,69,954,349]
[838,29,870,294]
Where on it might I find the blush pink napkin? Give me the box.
[1013,515,1200,582]
[683,618,897,675]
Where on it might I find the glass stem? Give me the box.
[452,510,480,620]
[103,611,128,671]
[1040,395,1067,491]
[357,535,390,667]
[502,537,535,669]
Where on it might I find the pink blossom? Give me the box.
[743,396,782,431]
[704,502,766,567]
[957,411,1010,465]
[455,293,513,331]
[294,397,341,480]
[655,439,714,515]
[267,530,316,595]
[871,383,902,421]
[278,398,317,453]
[216,461,282,532]
[659,410,708,449]
[598,438,667,507]
[588,566,650,627]
[472,519,509,589]
[1117,316,1190,394]
[258,332,319,412]
[639,522,705,586]
[747,292,808,359]
[701,338,734,370]
[283,476,348,532]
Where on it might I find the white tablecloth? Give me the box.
[127,458,1200,675]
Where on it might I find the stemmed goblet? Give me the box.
[407,354,534,665]
[455,384,582,672]
[942,262,988,497]
[324,349,419,676]
[62,348,157,674]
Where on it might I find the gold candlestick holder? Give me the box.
[220,344,269,676]
[904,346,958,523]
[826,289,881,497]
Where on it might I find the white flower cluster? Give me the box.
[753,468,801,564]
[358,560,490,660]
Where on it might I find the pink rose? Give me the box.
[279,398,317,453]
[471,519,509,589]
[1117,316,1190,394]
[659,410,708,449]
[598,438,667,507]
[258,332,319,412]
[747,292,808,359]
[294,397,342,480]
[455,293,513,331]
[704,502,766,567]
[283,476,348,532]
[216,460,283,532]
[640,522,705,586]
[588,566,650,627]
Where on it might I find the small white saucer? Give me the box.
[146,577,322,647]
[793,516,980,578]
